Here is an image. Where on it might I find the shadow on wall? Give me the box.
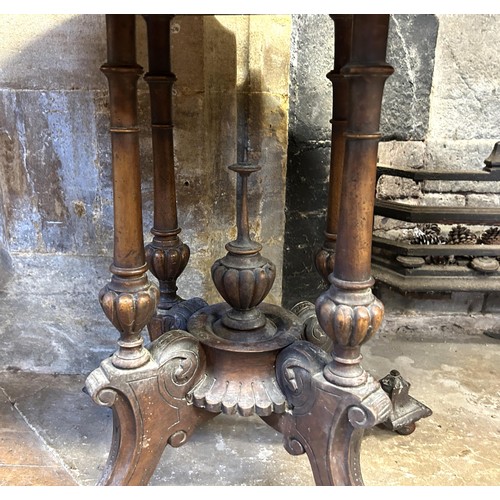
[0,15,291,375]
[281,14,440,309]
[0,14,238,375]
[0,14,270,304]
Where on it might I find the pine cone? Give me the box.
[447,225,477,245]
[410,227,441,245]
[411,226,447,264]
[422,223,441,235]
[480,226,500,245]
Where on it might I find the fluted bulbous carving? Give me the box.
[315,279,384,387]
[315,289,384,349]
[145,239,190,312]
[99,277,159,369]
[316,285,384,348]
[145,241,190,283]
[100,282,159,336]
[212,162,277,332]
[211,257,275,311]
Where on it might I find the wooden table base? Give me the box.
[85,13,430,486]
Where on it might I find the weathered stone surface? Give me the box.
[283,145,329,307]
[0,248,13,290]
[483,292,500,313]
[422,180,500,194]
[0,89,109,254]
[0,15,107,91]
[428,15,500,142]
[466,193,500,208]
[374,285,491,316]
[381,15,439,141]
[374,215,416,236]
[376,175,422,200]
[0,187,13,289]
[421,192,466,207]
[0,254,116,374]
[0,15,292,308]
[378,141,426,168]
[287,14,333,145]
[423,139,496,171]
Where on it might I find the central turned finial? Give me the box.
[211,162,276,334]
[225,163,262,255]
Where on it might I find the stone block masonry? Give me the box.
[283,14,500,309]
[0,15,292,309]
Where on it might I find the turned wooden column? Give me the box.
[99,15,159,369]
[316,14,393,386]
[143,15,191,341]
[315,14,353,282]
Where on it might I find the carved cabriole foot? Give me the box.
[85,329,213,486]
[265,341,391,486]
[291,300,433,436]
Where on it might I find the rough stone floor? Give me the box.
[0,255,499,487]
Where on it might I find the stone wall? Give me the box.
[376,15,500,245]
[283,14,500,308]
[0,14,292,306]
[2,14,499,313]
[0,185,12,288]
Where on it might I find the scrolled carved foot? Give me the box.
[266,340,391,486]
[85,329,213,486]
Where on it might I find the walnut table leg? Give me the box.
[142,15,204,341]
[86,15,212,485]
[266,14,394,485]
[315,14,353,282]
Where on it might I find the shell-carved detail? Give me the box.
[276,341,331,416]
[145,241,190,282]
[211,258,276,310]
[315,292,384,349]
[314,247,335,282]
[99,282,159,337]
